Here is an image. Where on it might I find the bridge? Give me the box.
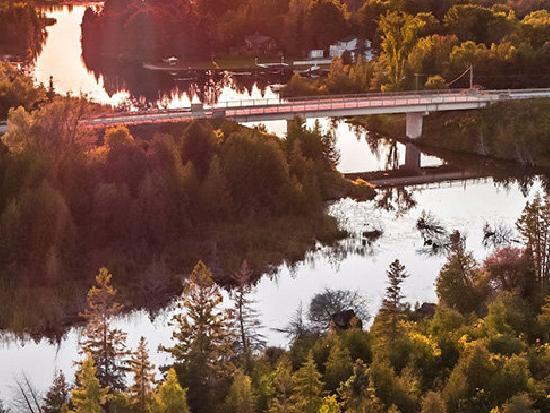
[83,88,550,139]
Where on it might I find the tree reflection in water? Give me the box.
[376,187,417,216]
[81,46,291,107]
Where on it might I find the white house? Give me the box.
[329,36,373,60]
[309,49,324,59]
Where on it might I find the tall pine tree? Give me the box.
[79,268,129,391]
[379,259,409,340]
[517,195,549,286]
[230,261,266,367]
[129,337,156,413]
[161,261,234,413]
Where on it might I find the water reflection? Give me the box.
[2,1,549,402]
[33,4,288,108]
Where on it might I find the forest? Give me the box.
[282,1,550,94]
[0,87,373,336]
[78,0,550,91]
[2,196,549,413]
[0,2,44,58]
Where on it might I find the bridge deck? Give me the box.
[79,88,550,128]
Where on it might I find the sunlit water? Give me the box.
[0,4,547,403]
[33,4,280,107]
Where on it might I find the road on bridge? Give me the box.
[82,88,550,129]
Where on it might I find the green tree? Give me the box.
[0,63,46,120]
[436,234,485,314]
[292,352,324,413]
[444,4,515,45]
[152,369,190,413]
[516,196,549,286]
[369,359,419,413]
[268,357,296,413]
[338,360,384,413]
[79,267,129,391]
[306,0,349,48]
[225,369,256,413]
[104,126,135,152]
[324,335,353,392]
[407,35,458,80]
[70,356,108,413]
[43,371,69,413]
[379,12,426,90]
[161,261,234,413]
[2,96,91,168]
[129,337,156,413]
[442,342,500,413]
[379,259,409,340]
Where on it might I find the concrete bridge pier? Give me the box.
[402,143,422,172]
[406,112,426,139]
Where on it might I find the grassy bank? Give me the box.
[420,99,550,167]
[353,99,550,168]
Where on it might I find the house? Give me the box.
[329,36,374,61]
[308,49,324,59]
[244,33,277,55]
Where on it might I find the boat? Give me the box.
[164,56,179,66]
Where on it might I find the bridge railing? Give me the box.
[83,88,550,123]
[207,88,470,110]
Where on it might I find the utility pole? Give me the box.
[469,64,474,89]
[47,76,55,101]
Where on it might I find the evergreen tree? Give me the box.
[230,261,266,367]
[161,261,234,413]
[225,369,256,413]
[43,371,69,413]
[70,356,108,413]
[292,352,324,413]
[379,259,409,340]
[517,195,549,286]
[435,234,484,314]
[268,357,296,413]
[79,267,129,391]
[152,369,190,413]
[338,360,384,413]
[129,337,156,413]
[324,335,353,392]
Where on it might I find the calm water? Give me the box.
[33,4,281,108]
[0,3,548,403]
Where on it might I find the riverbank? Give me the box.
[352,99,550,168]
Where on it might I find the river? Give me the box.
[0,3,548,403]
